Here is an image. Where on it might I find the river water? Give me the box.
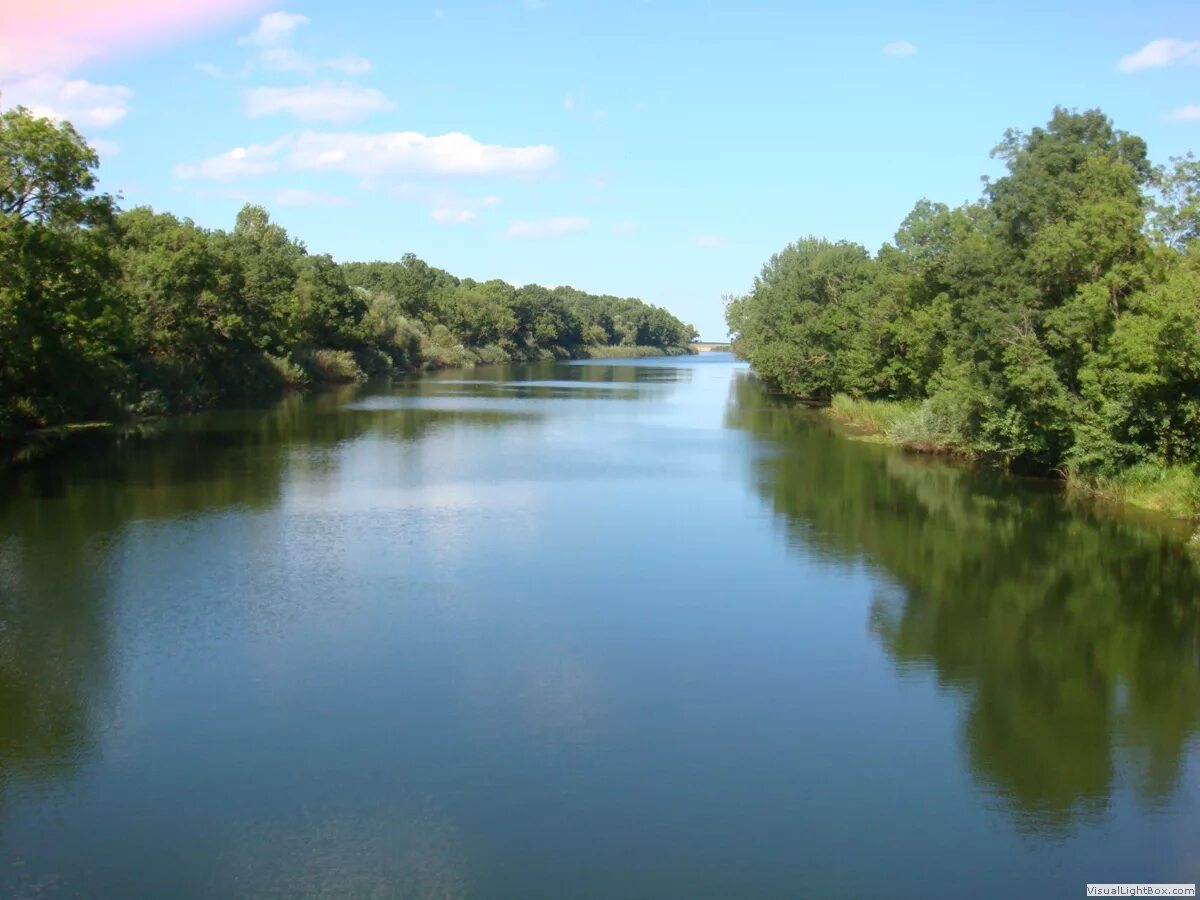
[2,354,1198,897]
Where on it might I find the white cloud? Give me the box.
[1118,39,1200,72]
[694,234,724,247]
[245,83,394,123]
[241,11,311,47]
[614,221,637,235]
[882,41,918,58]
[1,75,131,129]
[1166,104,1200,121]
[480,195,502,207]
[505,217,589,238]
[274,187,347,207]
[564,93,576,112]
[288,130,557,176]
[176,130,556,182]
[173,137,290,181]
[237,11,372,75]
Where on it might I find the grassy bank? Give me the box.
[825,393,1200,531]
[827,394,967,456]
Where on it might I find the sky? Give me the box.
[1,1,1198,338]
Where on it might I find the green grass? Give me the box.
[825,394,1200,535]
[827,394,919,436]
[1070,463,1200,520]
[827,394,971,455]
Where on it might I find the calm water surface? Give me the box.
[2,354,1199,898]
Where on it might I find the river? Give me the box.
[2,354,1198,897]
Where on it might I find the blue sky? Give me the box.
[2,1,1198,337]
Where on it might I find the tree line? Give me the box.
[727,107,1200,492]
[0,106,697,434]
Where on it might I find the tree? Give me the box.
[0,106,111,228]
[726,237,874,401]
[1150,153,1200,252]
[0,107,126,430]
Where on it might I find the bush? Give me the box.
[828,394,915,435]
[132,389,169,418]
[301,349,366,383]
[887,394,973,454]
[1076,463,1200,518]
[354,348,395,376]
[467,344,511,366]
[265,353,310,388]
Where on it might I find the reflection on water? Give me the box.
[1,356,1198,898]
[727,376,1200,832]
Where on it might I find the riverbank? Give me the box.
[276,343,695,386]
[0,344,695,461]
[824,393,1200,533]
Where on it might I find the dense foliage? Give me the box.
[727,108,1200,481]
[0,106,696,434]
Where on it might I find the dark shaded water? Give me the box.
[2,354,1198,898]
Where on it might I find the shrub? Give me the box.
[302,349,366,383]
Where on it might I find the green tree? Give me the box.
[0,107,127,430]
[727,238,874,401]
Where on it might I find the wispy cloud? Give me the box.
[694,234,724,248]
[237,10,372,75]
[563,93,576,112]
[1,74,131,128]
[1118,38,1200,72]
[505,217,589,238]
[173,136,289,180]
[288,131,557,176]
[1166,104,1200,122]
[176,131,556,181]
[245,83,394,123]
[239,10,309,47]
[614,221,637,235]
[882,41,917,58]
